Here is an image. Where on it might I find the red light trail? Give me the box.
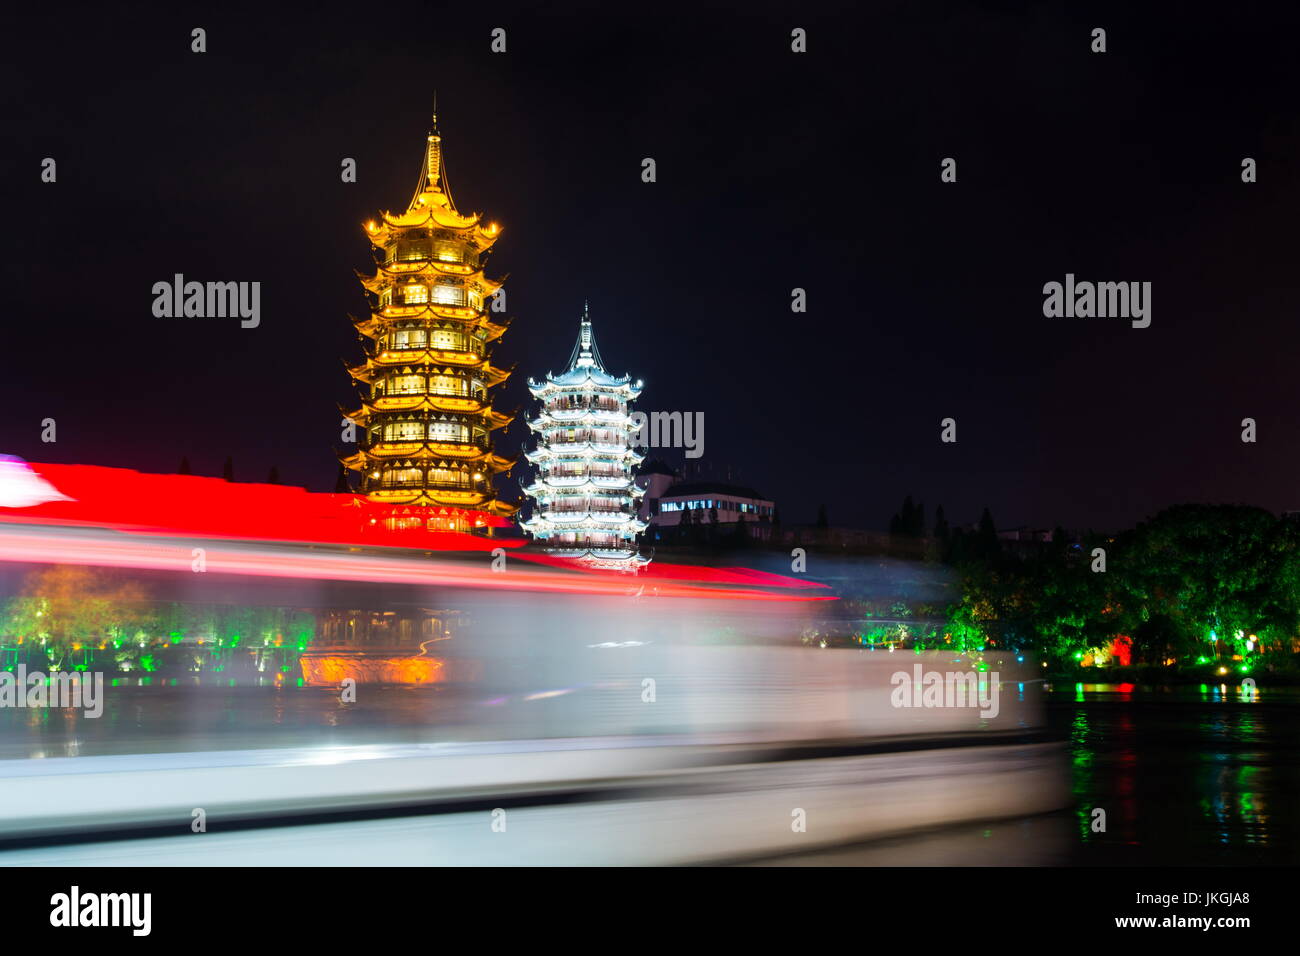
[0,461,831,602]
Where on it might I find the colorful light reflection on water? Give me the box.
[1051,682,1298,864]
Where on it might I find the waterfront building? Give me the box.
[648,480,776,542]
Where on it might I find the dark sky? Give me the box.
[6,1,1300,532]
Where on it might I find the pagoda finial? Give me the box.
[409,93,451,211]
[570,300,604,370]
[426,113,441,191]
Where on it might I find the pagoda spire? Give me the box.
[410,94,454,212]
[569,300,605,371]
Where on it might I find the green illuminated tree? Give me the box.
[0,566,154,668]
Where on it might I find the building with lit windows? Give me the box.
[634,459,679,522]
[340,109,518,533]
[521,306,649,568]
[647,481,776,541]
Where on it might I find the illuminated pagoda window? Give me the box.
[521,304,649,569]
[339,104,518,534]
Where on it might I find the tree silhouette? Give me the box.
[934,505,950,542]
[732,510,749,548]
[977,507,999,558]
[678,504,693,544]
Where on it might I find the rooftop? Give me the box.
[661,481,769,502]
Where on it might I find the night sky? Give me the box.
[6,2,1300,532]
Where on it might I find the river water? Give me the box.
[1048,682,1299,865]
[0,677,1293,864]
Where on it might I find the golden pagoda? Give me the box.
[340,107,518,532]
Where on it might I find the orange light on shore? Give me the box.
[301,654,445,686]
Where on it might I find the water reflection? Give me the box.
[1051,682,1298,864]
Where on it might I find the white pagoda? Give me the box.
[522,305,649,568]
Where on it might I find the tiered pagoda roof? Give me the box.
[522,305,649,567]
[339,108,519,522]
